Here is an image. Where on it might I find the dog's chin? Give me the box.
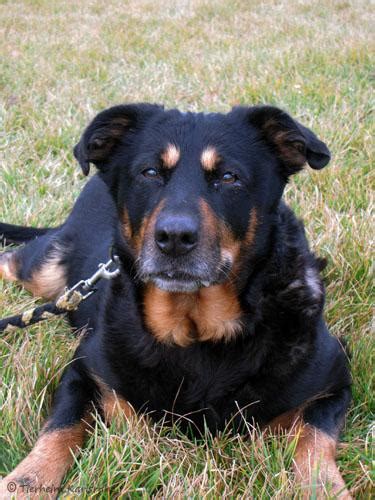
[141,273,212,293]
[152,277,205,293]
[139,258,232,293]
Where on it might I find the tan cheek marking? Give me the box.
[121,208,133,242]
[161,143,180,169]
[199,199,242,269]
[24,245,67,300]
[199,198,219,241]
[220,223,241,268]
[201,146,220,172]
[131,200,165,256]
[228,208,258,278]
[0,422,88,496]
[200,201,257,273]
[244,208,258,247]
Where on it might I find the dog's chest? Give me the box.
[142,284,243,347]
[107,336,267,432]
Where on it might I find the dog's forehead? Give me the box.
[142,109,248,155]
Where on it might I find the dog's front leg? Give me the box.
[266,387,352,499]
[293,388,352,499]
[293,422,351,499]
[0,361,95,499]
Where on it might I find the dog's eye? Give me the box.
[222,172,237,184]
[142,168,159,178]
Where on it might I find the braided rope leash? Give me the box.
[0,255,120,334]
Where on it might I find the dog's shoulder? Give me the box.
[243,201,325,323]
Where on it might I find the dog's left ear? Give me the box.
[245,105,331,175]
[74,103,162,175]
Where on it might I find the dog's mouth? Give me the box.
[143,271,213,293]
[137,248,234,293]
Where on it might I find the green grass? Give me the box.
[0,0,373,497]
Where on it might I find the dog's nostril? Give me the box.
[156,230,169,244]
[181,232,197,246]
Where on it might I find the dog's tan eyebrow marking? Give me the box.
[201,146,220,171]
[160,143,180,169]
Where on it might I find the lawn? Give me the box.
[0,0,373,497]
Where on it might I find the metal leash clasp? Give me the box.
[66,255,121,302]
[82,255,121,290]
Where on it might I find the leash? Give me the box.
[0,255,120,334]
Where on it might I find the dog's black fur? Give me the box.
[0,104,351,497]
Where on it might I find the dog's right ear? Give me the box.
[73,103,162,175]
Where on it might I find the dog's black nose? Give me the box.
[155,214,198,256]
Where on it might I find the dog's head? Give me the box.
[74,104,330,293]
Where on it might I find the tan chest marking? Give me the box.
[143,283,242,347]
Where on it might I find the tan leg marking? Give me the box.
[264,408,301,435]
[264,411,351,499]
[93,375,134,424]
[0,251,18,281]
[0,422,88,499]
[24,245,67,300]
[293,423,351,499]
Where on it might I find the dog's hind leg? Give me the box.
[0,251,18,281]
[0,231,69,300]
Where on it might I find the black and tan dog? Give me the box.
[0,104,351,498]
